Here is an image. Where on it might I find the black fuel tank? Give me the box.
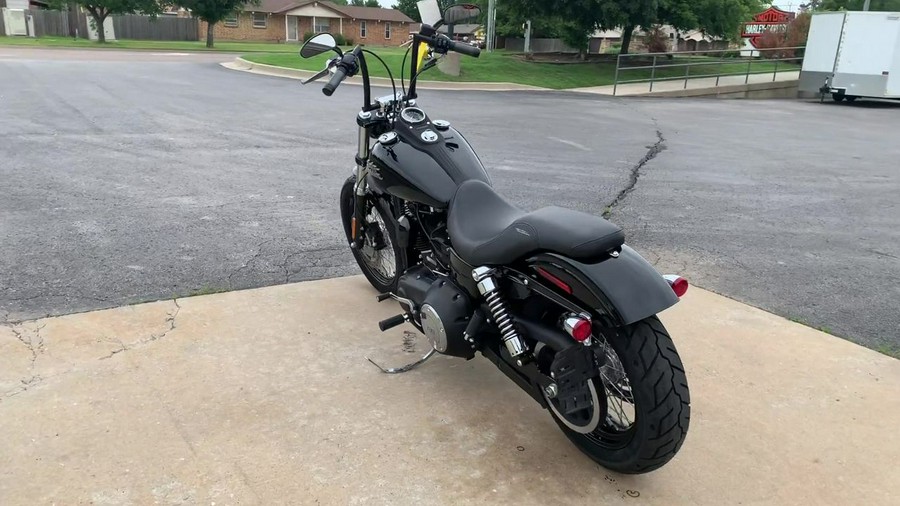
[368,121,491,209]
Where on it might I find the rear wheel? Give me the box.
[340,176,406,293]
[544,316,690,474]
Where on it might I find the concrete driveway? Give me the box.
[1,277,898,505]
[0,47,898,353]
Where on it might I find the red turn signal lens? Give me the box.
[663,275,689,298]
[564,316,593,342]
[537,267,573,294]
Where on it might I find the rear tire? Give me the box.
[340,176,406,293]
[547,316,690,474]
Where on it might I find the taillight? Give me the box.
[663,275,689,297]
[563,315,593,342]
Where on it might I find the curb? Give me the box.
[224,57,550,92]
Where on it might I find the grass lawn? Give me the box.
[0,35,301,53]
[243,48,798,90]
[1,36,798,89]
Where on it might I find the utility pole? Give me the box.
[524,19,532,55]
[486,0,496,52]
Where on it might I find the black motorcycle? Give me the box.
[299,4,690,474]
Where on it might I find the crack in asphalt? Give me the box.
[99,298,181,360]
[603,128,667,220]
[227,238,282,289]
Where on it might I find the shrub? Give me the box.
[302,31,316,43]
[604,43,622,55]
[334,33,347,46]
[643,25,669,54]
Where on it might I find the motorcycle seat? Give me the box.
[448,180,624,266]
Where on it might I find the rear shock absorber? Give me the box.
[472,267,528,360]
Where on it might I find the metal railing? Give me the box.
[612,46,805,96]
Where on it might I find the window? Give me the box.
[359,20,367,39]
[384,21,391,40]
[314,18,330,33]
[252,12,267,29]
[224,12,238,28]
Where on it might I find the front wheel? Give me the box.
[545,316,690,474]
[340,176,406,293]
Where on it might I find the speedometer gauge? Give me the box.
[400,107,427,125]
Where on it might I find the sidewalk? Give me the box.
[224,58,548,92]
[571,70,801,96]
[1,276,898,504]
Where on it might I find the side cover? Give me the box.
[528,245,678,327]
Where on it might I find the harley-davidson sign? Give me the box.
[741,6,795,48]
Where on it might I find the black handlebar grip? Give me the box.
[378,314,407,332]
[451,40,481,58]
[323,66,348,96]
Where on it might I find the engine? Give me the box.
[396,266,475,359]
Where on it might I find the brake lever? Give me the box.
[301,57,339,85]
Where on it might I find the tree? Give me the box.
[351,0,381,6]
[393,0,421,22]
[817,0,900,9]
[755,11,811,59]
[504,0,763,54]
[176,0,260,48]
[47,0,163,43]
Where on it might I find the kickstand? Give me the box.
[366,348,436,374]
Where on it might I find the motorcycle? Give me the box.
[299,4,690,474]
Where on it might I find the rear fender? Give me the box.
[527,245,678,327]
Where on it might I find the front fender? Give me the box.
[527,245,678,327]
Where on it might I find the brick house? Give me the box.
[198,0,414,45]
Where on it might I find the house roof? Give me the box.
[339,5,413,23]
[249,0,413,23]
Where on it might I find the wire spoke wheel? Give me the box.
[359,206,396,284]
[544,316,691,474]
[340,176,405,294]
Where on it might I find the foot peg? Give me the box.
[378,314,408,332]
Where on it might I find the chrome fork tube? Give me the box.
[356,112,371,195]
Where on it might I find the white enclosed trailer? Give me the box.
[799,11,900,102]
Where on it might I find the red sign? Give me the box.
[741,7,795,48]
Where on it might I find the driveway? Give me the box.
[1,47,898,352]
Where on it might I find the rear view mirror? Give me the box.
[300,33,339,59]
[442,4,481,25]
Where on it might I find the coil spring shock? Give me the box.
[473,267,527,359]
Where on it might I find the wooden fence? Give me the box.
[16,10,198,41]
[28,9,74,37]
[112,14,198,41]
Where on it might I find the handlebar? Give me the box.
[443,36,481,58]
[323,65,347,96]
[322,47,362,96]
[320,29,479,99]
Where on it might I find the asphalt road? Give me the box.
[1,48,898,353]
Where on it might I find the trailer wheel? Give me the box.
[832,92,845,102]
[845,96,858,103]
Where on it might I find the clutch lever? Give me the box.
[301,57,339,85]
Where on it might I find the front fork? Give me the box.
[352,111,373,249]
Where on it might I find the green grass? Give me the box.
[0,35,302,53]
[243,48,798,90]
[2,36,798,89]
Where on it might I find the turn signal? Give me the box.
[663,275,689,298]
[564,316,593,342]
